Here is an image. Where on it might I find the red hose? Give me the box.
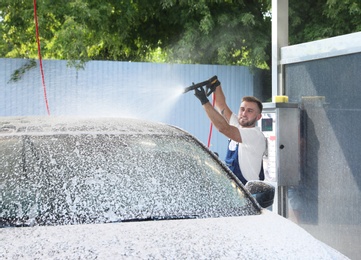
[33,0,50,115]
[207,93,216,148]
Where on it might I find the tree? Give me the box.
[289,0,361,44]
[0,0,360,69]
[0,0,271,69]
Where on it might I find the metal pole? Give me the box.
[271,0,288,99]
[272,0,289,216]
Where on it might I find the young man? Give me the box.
[194,80,266,185]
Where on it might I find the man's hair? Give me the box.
[242,96,263,112]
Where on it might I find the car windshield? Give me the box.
[0,132,259,227]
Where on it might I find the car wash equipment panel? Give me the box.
[260,102,300,216]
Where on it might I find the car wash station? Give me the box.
[259,1,361,258]
[1,0,360,258]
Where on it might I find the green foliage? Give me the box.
[0,0,360,70]
[7,59,37,83]
[0,0,271,69]
[289,0,361,44]
[157,0,272,68]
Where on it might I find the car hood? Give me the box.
[0,210,347,259]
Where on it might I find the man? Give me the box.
[194,78,266,185]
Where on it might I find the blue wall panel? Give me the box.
[0,58,264,161]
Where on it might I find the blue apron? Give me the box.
[225,141,264,185]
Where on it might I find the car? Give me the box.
[0,116,348,259]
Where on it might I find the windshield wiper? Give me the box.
[1,215,200,227]
[0,217,34,228]
[117,215,199,223]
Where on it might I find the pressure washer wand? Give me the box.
[183,79,210,94]
[183,75,220,97]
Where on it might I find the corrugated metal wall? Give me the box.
[0,58,265,161]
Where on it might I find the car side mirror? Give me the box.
[245,180,275,208]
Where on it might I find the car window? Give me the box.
[0,133,260,227]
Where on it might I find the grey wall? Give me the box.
[1,58,267,162]
[284,51,361,259]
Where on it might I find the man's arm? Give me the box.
[194,82,242,143]
[214,85,233,123]
[203,102,242,143]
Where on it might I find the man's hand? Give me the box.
[194,86,209,105]
[205,76,221,96]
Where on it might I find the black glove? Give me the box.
[205,75,221,96]
[194,86,209,105]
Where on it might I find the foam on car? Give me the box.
[0,116,185,136]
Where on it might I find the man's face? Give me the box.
[237,101,262,127]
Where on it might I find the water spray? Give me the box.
[183,75,220,97]
[183,75,221,149]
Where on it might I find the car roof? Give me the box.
[0,116,186,136]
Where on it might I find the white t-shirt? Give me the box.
[229,113,266,181]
